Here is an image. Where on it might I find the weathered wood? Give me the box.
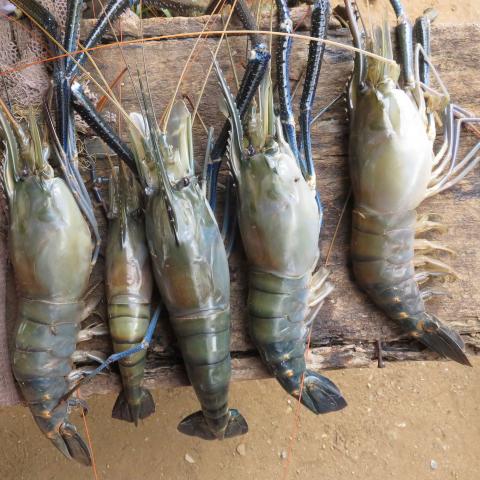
[0,199,20,405]
[79,4,318,41]
[1,9,479,405]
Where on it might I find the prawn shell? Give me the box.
[8,176,93,463]
[349,82,432,215]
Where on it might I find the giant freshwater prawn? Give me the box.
[1,0,478,469]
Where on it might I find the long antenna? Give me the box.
[0,27,399,81]
[162,0,228,130]
[192,0,240,122]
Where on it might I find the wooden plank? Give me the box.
[0,199,20,405]
[1,10,479,405]
[79,4,317,40]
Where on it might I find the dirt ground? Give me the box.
[1,359,479,480]
[332,0,480,23]
[1,1,480,479]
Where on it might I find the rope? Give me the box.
[281,324,314,480]
[77,389,99,480]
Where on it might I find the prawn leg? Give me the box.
[275,0,299,162]
[15,0,270,175]
[298,0,331,186]
[389,0,414,88]
[207,0,271,210]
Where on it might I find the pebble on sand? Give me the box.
[185,453,195,464]
[236,444,246,456]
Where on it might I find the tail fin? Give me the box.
[418,315,471,366]
[274,359,347,415]
[49,422,92,466]
[111,388,155,425]
[178,409,248,441]
[299,371,348,414]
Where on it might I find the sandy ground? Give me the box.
[1,359,480,480]
[2,1,480,479]
[331,0,480,23]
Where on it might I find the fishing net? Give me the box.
[0,0,67,111]
[0,1,67,226]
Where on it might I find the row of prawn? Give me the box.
[1,0,478,466]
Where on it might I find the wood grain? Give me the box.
[1,8,479,405]
[79,4,318,41]
[0,200,20,405]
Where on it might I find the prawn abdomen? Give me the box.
[248,270,346,414]
[351,209,470,365]
[172,308,248,439]
[108,299,155,424]
[12,298,92,465]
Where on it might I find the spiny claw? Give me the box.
[414,239,455,256]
